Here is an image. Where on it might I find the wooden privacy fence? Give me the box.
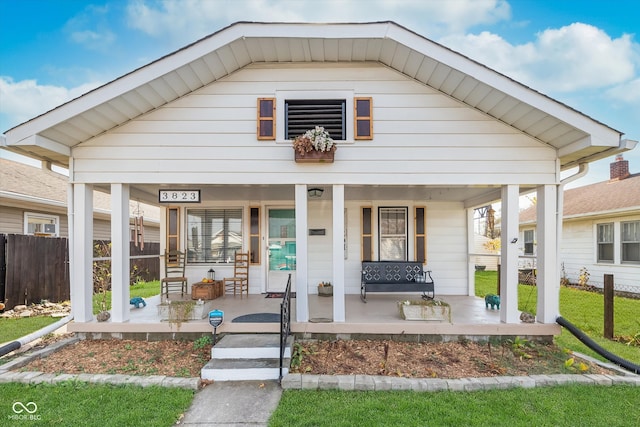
[2,234,69,310]
[1,234,160,310]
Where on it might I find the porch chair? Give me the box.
[224,252,249,298]
[161,250,188,299]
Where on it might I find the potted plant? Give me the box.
[317,281,333,296]
[293,126,337,163]
[397,299,451,322]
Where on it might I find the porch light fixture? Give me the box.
[308,187,324,198]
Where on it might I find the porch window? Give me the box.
[187,208,243,263]
[285,99,346,140]
[597,223,614,263]
[621,221,640,263]
[24,212,59,236]
[379,207,407,261]
[523,229,535,255]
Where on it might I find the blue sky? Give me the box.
[1,0,638,188]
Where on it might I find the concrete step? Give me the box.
[201,358,289,381]
[212,334,292,359]
[202,334,295,381]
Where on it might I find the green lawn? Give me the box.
[93,280,161,314]
[0,382,193,427]
[475,270,640,364]
[0,281,161,344]
[0,316,61,344]
[271,385,639,426]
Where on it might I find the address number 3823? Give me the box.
[158,190,200,203]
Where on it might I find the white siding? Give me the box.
[72,63,557,186]
[561,214,640,290]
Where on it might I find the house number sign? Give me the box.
[158,189,201,203]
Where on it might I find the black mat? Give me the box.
[231,313,280,323]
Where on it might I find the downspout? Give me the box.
[556,162,589,295]
[0,314,73,357]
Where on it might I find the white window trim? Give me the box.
[275,90,355,143]
[24,212,60,237]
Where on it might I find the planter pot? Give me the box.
[475,265,486,271]
[294,149,335,163]
[318,285,333,297]
[157,299,214,322]
[397,301,451,322]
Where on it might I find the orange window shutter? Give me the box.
[257,98,276,140]
[354,97,373,140]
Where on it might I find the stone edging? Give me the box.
[280,372,640,391]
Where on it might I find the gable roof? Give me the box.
[520,172,640,223]
[2,21,627,169]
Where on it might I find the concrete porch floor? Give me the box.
[67,292,560,339]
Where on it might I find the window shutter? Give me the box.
[257,98,275,140]
[249,207,260,264]
[361,207,373,261]
[415,207,426,263]
[167,207,180,261]
[354,97,373,140]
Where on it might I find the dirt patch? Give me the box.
[15,335,613,379]
[289,339,613,378]
[21,336,212,377]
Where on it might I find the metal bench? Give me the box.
[360,261,434,302]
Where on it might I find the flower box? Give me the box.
[397,300,451,322]
[317,283,333,297]
[294,149,335,163]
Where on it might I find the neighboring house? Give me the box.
[0,157,161,241]
[520,155,640,292]
[2,21,636,328]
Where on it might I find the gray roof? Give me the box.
[520,173,640,223]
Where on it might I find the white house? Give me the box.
[2,22,634,332]
[520,155,640,292]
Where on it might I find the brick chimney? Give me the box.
[610,154,630,181]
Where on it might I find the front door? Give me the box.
[267,208,296,292]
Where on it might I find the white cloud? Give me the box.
[606,78,640,104]
[64,4,117,51]
[0,77,100,131]
[125,0,511,44]
[440,23,637,93]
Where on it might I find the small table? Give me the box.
[191,280,223,300]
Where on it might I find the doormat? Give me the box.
[265,292,296,299]
[231,313,280,323]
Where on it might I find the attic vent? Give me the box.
[285,99,346,140]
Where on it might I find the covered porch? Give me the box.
[67,292,559,339]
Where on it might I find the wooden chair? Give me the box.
[224,252,249,298]
[161,250,188,299]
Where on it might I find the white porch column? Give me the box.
[500,185,519,323]
[72,184,94,322]
[536,184,559,323]
[295,184,309,322]
[111,184,130,323]
[466,208,476,297]
[332,185,346,322]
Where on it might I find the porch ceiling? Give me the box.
[3,21,622,170]
[95,183,510,207]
